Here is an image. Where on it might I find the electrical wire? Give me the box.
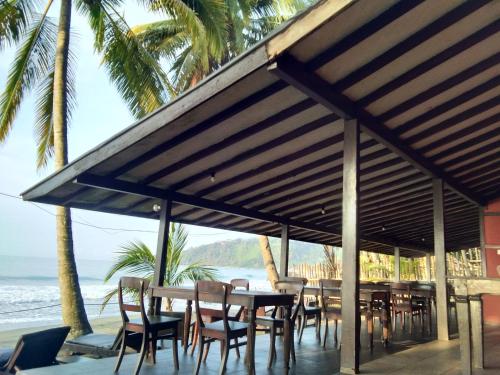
[0,191,234,236]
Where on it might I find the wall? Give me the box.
[483,198,500,324]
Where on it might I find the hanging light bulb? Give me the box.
[152,204,161,212]
[210,172,216,183]
[321,206,326,215]
[382,225,386,231]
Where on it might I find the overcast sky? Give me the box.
[0,1,255,261]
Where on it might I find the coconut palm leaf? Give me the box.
[34,45,77,168]
[0,6,56,143]
[0,0,39,49]
[101,223,218,312]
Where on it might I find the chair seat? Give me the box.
[304,306,321,315]
[0,348,13,368]
[203,320,249,333]
[255,316,285,328]
[129,315,181,330]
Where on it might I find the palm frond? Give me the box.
[103,240,156,282]
[0,7,56,143]
[34,41,76,169]
[0,0,39,49]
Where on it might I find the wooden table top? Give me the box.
[150,286,295,309]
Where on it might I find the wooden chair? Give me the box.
[0,326,70,374]
[114,277,181,375]
[255,281,303,368]
[390,282,425,334]
[191,279,249,359]
[194,281,249,375]
[297,280,321,343]
[319,279,342,348]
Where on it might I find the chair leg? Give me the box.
[334,319,338,344]
[322,318,328,348]
[316,314,322,340]
[114,330,127,372]
[172,334,179,370]
[190,323,198,356]
[268,327,276,368]
[291,325,296,363]
[219,340,230,375]
[203,341,211,362]
[298,315,306,343]
[194,335,204,375]
[409,312,413,334]
[134,333,148,375]
[234,338,240,358]
[151,332,157,364]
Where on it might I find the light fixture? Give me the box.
[421,237,426,242]
[210,172,216,183]
[152,204,162,212]
[381,225,386,232]
[321,206,326,215]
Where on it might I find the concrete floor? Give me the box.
[19,317,500,374]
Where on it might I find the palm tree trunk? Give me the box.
[53,0,91,337]
[258,236,279,289]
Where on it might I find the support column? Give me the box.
[394,247,400,282]
[425,253,432,282]
[280,224,290,279]
[153,199,172,313]
[479,208,487,277]
[340,119,360,374]
[433,179,449,340]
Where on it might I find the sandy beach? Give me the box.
[0,316,122,348]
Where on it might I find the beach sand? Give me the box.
[0,316,122,348]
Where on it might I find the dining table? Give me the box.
[149,286,295,374]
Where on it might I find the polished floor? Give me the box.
[20,317,500,374]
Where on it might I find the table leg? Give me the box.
[426,296,432,336]
[366,301,374,350]
[183,300,192,353]
[283,305,291,374]
[246,308,256,375]
[381,301,389,347]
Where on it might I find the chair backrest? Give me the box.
[195,281,233,332]
[319,279,341,312]
[230,279,249,320]
[2,326,70,372]
[274,280,305,323]
[390,282,411,307]
[118,276,150,326]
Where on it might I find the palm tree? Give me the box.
[0,0,171,337]
[102,223,217,312]
[119,0,309,94]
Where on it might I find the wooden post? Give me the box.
[433,179,449,340]
[340,119,360,374]
[456,295,472,375]
[152,199,172,314]
[479,208,487,277]
[469,295,484,369]
[426,253,432,282]
[280,224,290,279]
[394,247,400,282]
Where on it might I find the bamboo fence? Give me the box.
[289,248,483,286]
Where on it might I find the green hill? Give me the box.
[182,237,325,268]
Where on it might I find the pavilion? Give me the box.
[22,0,500,373]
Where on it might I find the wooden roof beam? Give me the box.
[74,173,427,253]
[269,54,486,207]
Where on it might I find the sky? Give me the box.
[0,1,255,261]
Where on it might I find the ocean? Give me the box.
[0,255,271,332]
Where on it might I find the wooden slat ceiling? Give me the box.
[22,0,499,258]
